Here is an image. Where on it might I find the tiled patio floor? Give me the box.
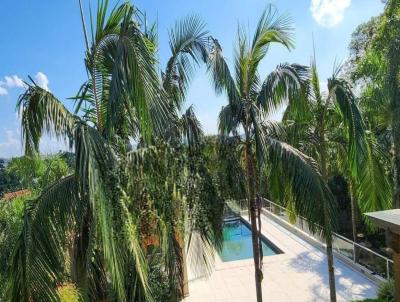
[184,214,378,302]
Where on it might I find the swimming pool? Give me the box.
[219,218,282,262]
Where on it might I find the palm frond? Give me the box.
[218,103,243,135]
[257,63,309,116]
[7,175,80,302]
[74,122,127,300]
[181,105,204,152]
[266,137,337,237]
[248,5,294,84]
[164,15,210,109]
[102,5,164,142]
[328,75,366,173]
[356,134,392,215]
[207,39,241,106]
[17,84,75,155]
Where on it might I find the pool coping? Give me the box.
[219,217,284,263]
[207,216,292,274]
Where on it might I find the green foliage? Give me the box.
[348,0,400,209]
[6,154,71,190]
[0,195,30,299]
[377,279,395,302]
[148,263,171,302]
[5,1,226,301]
[0,159,21,196]
[57,283,81,302]
[283,58,391,227]
[208,5,336,238]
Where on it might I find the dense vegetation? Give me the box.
[0,0,399,301]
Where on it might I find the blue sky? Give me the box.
[0,0,384,158]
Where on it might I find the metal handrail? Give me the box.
[266,198,393,262]
[229,198,394,280]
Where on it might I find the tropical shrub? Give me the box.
[377,278,395,302]
[0,195,31,298]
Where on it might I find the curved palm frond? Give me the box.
[74,121,129,301]
[164,15,210,109]
[260,120,286,140]
[248,5,294,85]
[218,102,243,135]
[82,3,166,143]
[17,84,75,155]
[207,39,241,106]
[356,134,392,215]
[257,63,309,116]
[328,73,368,177]
[181,105,204,152]
[105,6,163,142]
[7,175,80,302]
[328,73,391,214]
[266,137,337,237]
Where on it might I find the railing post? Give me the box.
[387,259,390,279]
[353,242,356,263]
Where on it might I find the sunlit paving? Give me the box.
[185,203,379,302]
[0,1,399,302]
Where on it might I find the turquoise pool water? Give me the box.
[219,219,281,262]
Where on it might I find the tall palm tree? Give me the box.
[7,2,223,301]
[9,3,163,301]
[207,6,337,302]
[381,0,400,210]
[282,58,391,301]
[152,14,224,298]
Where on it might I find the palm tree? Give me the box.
[282,58,391,301]
[207,6,337,302]
[9,2,163,300]
[151,14,224,298]
[7,2,223,301]
[381,0,400,210]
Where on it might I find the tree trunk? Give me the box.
[245,141,263,302]
[176,232,189,298]
[326,235,337,302]
[349,182,360,263]
[392,232,400,302]
[319,128,337,302]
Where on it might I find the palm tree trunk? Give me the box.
[245,140,263,302]
[320,132,337,302]
[325,234,337,302]
[176,232,189,298]
[349,182,360,262]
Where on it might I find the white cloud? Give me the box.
[310,0,351,27]
[35,72,50,91]
[0,75,26,96]
[0,87,8,96]
[1,75,25,88]
[0,130,21,158]
[0,72,50,97]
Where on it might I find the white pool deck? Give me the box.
[184,214,378,302]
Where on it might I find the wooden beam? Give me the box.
[393,232,400,302]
